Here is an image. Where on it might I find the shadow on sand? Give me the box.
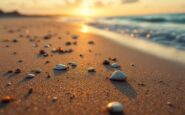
[0,102,9,109]
[109,111,125,115]
[111,81,137,99]
[53,70,68,76]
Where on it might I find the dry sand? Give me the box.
[0,18,185,115]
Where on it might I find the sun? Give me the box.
[76,7,96,17]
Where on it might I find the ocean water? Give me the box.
[88,13,185,50]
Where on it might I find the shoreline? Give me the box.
[76,24,185,65]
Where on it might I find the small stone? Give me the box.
[68,62,77,67]
[39,50,46,55]
[33,68,42,74]
[65,41,72,46]
[79,54,83,57]
[167,101,172,106]
[103,59,110,65]
[7,82,12,86]
[43,34,52,39]
[47,74,51,78]
[107,101,123,113]
[109,58,117,61]
[7,70,13,73]
[1,96,14,103]
[72,35,78,39]
[28,88,33,94]
[52,96,58,102]
[12,39,18,43]
[57,47,65,53]
[111,63,120,68]
[15,69,21,74]
[44,44,50,48]
[45,60,50,64]
[18,60,23,63]
[88,67,96,72]
[26,74,35,79]
[54,64,68,71]
[88,41,94,45]
[131,64,135,67]
[109,70,127,81]
[51,48,57,53]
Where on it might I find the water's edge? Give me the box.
[80,25,185,65]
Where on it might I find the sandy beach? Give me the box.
[0,18,185,115]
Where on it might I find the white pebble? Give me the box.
[109,70,127,81]
[111,63,120,68]
[54,64,68,70]
[107,101,123,113]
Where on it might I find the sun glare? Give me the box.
[77,7,96,17]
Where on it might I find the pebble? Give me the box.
[18,60,23,63]
[109,58,117,61]
[28,88,33,94]
[68,62,77,67]
[54,64,68,71]
[109,70,127,81]
[7,82,12,86]
[33,68,42,74]
[44,44,50,48]
[65,41,72,46]
[103,59,110,65]
[15,69,21,74]
[88,41,94,45]
[88,67,96,72]
[111,63,120,68]
[1,96,14,103]
[107,101,123,113]
[7,70,13,73]
[52,96,58,102]
[26,73,35,79]
[72,35,78,39]
[51,48,57,53]
[12,39,18,43]
[167,101,172,106]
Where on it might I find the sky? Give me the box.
[0,0,185,16]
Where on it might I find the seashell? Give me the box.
[26,73,35,79]
[111,63,120,68]
[107,101,123,113]
[54,64,68,70]
[109,70,127,81]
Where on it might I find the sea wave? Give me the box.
[87,13,185,50]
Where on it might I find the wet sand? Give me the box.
[0,18,185,115]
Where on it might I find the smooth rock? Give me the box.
[103,59,110,65]
[111,63,120,68]
[109,70,127,81]
[54,64,68,70]
[88,67,96,72]
[68,62,77,67]
[26,74,35,79]
[107,101,123,113]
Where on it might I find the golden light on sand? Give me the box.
[81,25,89,33]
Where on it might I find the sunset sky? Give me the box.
[0,0,185,16]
